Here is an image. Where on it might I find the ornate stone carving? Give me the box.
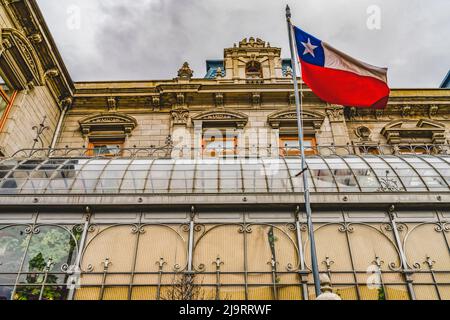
[326,105,345,123]
[28,33,42,44]
[215,93,224,108]
[238,37,269,48]
[285,66,293,78]
[349,107,358,120]
[429,105,439,118]
[152,95,161,110]
[79,113,138,136]
[176,92,185,106]
[191,110,248,129]
[177,62,193,80]
[401,105,411,118]
[355,126,372,141]
[59,96,73,110]
[107,96,117,112]
[0,28,44,89]
[171,107,190,126]
[44,68,59,78]
[375,109,384,119]
[252,92,261,107]
[289,93,296,106]
[381,119,446,145]
[267,108,325,134]
[215,67,223,79]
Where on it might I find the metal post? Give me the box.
[187,206,195,272]
[295,207,309,300]
[388,205,416,300]
[67,210,91,300]
[286,5,321,297]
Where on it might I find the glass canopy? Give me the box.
[0,155,449,195]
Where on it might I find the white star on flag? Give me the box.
[301,38,318,58]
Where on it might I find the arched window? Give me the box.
[246,61,262,78]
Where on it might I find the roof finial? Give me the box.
[286,5,291,19]
[177,62,193,80]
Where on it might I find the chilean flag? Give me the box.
[293,26,390,109]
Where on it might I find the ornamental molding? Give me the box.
[177,62,193,81]
[215,93,224,108]
[239,37,268,49]
[171,107,190,126]
[326,105,345,123]
[224,37,282,61]
[192,109,248,129]
[79,113,138,136]
[381,119,446,145]
[0,27,44,89]
[267,108,325,132]
[355,126,372,142]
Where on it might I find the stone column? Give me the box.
[326,105,351,155]
[170,107,190,159]
[193,120,203,159]
[271,124,280,157]
[235,125,245,157]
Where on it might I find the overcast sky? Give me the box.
[37,0,449,87]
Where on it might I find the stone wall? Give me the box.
[0,86,59,156]
[56,111,172,149]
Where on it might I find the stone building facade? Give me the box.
[0,1,450,301]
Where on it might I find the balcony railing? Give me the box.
[6,143,450,160]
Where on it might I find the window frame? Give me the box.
[87,139,125,157]
[0,84,17,133]
[202,133,238,158]
[279,135,317,157]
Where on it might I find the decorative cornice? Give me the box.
[381,119,446,145]
[355,126,372,142]
[267,108,325,131]
[252,92,261,107]
[0,27,44,89]
[215,92,224,108]
[79,113,138,136]
[171,107,190,126]
[1,0,74,100]
[107,96,117,112]
[177,62,193,81]
[326,105,345,123]
[192,109,248,129]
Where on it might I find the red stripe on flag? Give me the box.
[301,61,390,109]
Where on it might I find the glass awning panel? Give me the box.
[0,155,449,195]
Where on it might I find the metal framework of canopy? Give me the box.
[0,155,449,195]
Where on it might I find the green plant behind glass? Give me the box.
[14,226,81,300]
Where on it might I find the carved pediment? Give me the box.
[79,113,138,136]
[381,119,446,144]
[192,110,248,129]
[267,108,325,133]
[0,28,44,89]
[239,37,268,49]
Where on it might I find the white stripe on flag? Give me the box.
[322,42,388,83]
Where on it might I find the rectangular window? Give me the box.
[0,77,17,132]
[202,133,238,157]
[88,140,124,157]
[279,135,316,157]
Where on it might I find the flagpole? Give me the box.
[285,4,321,298]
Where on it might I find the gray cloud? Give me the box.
[38,0,450,87]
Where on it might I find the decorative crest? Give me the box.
[177,62,193,80]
